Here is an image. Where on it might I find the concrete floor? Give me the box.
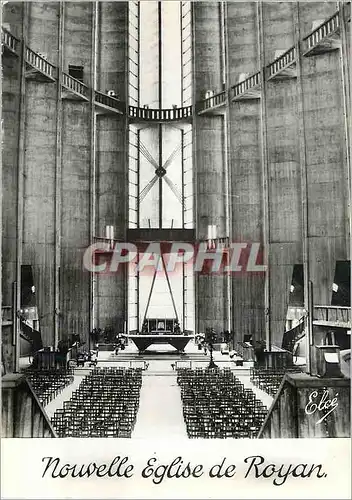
[132,372,187,439]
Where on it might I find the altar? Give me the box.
[128,318,194,352]
[127,334,194,352]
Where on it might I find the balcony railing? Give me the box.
[62,73,89,99]
[231,72,261,100]
[128,105,192,121]
[25,47,56,79]
[313,306,351,327]
[267,46,296,80]
[197,90,226,114]
[198,236,230,250]
[95,90,124,114]
[2,27,20,54]
[303,12,340,54]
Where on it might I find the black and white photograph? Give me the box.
[1,0,351,498]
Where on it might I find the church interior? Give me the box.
[1,1,351,439]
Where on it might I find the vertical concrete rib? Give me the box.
[15,6,28,371]
[61,1,93,343]
[95,2,129,333]
[2,2,24,371]
[338,2,351,256]
[22,2,61,348]
[54,1,64,347]
[262,2,301,348]
[221,2,231,334]
[89,1,98,338]
[193,1,228,334]
[294,3,310,364]
[298,2,347,308]
[257,2,271,348]
[227,2,265,343]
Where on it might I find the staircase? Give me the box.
[108,350,210,362]
[20,320,43,353]
[281,318,305,352]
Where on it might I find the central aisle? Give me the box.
[132,370,188,439]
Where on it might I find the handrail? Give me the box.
[94,90,124,113]
[197,90,226,112]
[62,72,89,98]
[1,27,20,53]
[1,5,345,113]
[303,11,340,50]
[313,305,351,325]
[197,236,230,250]
[128,105,192,121]
[281,317,305,352]
[267,46,296,78]
[314,305,350,310]
[25,46,56,79]
[230,71,261,99]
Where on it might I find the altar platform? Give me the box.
[127,333,194,353]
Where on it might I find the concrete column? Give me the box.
[60,2,94,343]
[193,2,228,334]
[261,2,301,347]
[227,2,264,342]
[298,2,349,306]
[1,2,25,371]
[21,2,61,348]
[95,2,129,333]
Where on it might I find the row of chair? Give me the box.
[177,368,267,439]
[250,366,302,397]
[25,368,74,407]
[51,367,142,438]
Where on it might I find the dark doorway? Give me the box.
[288,264,304,307]
[332,261,351,306]
[68,64,84,82]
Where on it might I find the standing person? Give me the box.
[57,338,69,369]
[254,340,265,367]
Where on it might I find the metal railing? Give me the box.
[94,90,124,113]
[25,47,56,79]
[231,71,261,99]
[304,11,340,51]
[198,236,230,250]
[313,305,351,326]
[197,90,226,113]
[267,46,296,78]
[128,105,192,121]
[62,72,89,99]
[2,27,19,54]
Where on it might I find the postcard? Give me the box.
[1,0,351,498]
